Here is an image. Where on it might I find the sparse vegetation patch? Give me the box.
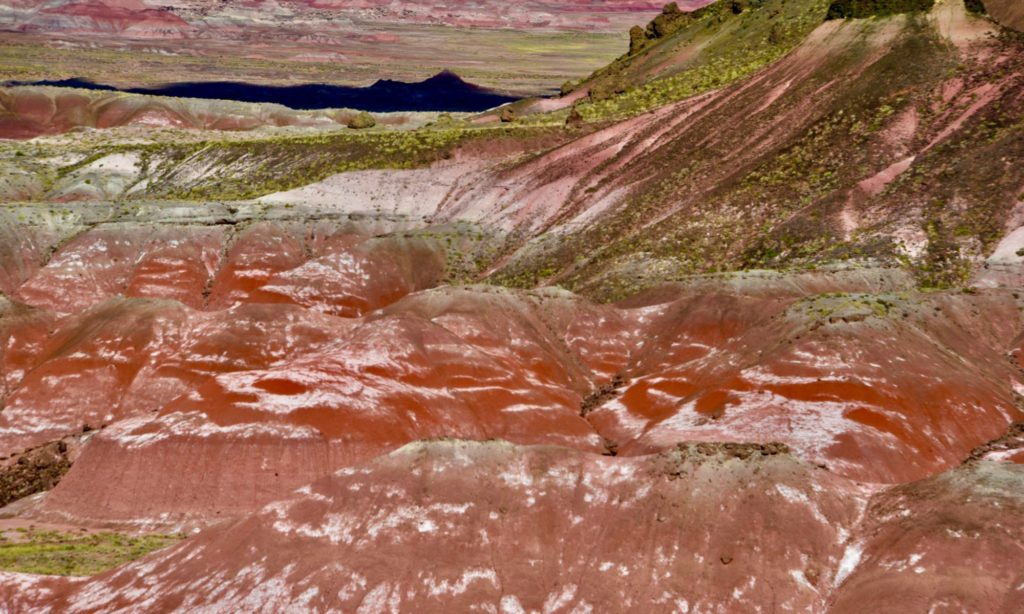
[825,0,935,19]
[0,529,184,576]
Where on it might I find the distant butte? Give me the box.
[8,71,520,112]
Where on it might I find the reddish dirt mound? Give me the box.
[6,442,1022,612]
[829,462,1024,613]
[8,441,867,612]
[0,299,57,405]
[14,225,225,314]
[9,271,1019,530]
[589,290,1024,483]
[2,217,1020,530]
[0,298,355,456]
[33,287,618,526]
[39,0,191,36]
[11,221,444,315]
[250,236,447,317]
[205,222,445,315]
[0,88,343,139]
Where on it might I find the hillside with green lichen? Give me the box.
[0,122,571,203]
[564,0,832,120]
[481,0,1024,299]
[0,529,183,576]
[825,0,935,19]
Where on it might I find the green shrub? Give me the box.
[731,0,768,13]
[826,0,934,19]
[589,76,630,101]
[565,106,585,128]
[915,219,971,289]
[346,112,376,129]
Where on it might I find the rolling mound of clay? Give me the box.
[4,442,1022,612]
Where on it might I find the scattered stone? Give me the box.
[566,106,585,128]
[0,440,73,508]
[629,25,648,55]
[346,111,376,129]
[581,373,628,416]
[962,422,1024,464]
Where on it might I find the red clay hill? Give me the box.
[1,0,1023,611]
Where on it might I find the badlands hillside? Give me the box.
[0,0,1023,611]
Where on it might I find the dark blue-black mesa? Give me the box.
[10,71,520,113]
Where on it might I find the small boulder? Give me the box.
[565,107,585,128]
[347,112,376,129]
[629,25,648,55]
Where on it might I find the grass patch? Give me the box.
[143,124,562,201]
[4,122,568,203]
[826,0,935,19]
[0,529,184,576]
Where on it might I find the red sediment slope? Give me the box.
[589,290,1024,483]
[33,286,616,526]
[0,299,57,407]
[1,207,1020,532]
[0,88,349,139]
[829,462,1024,612]
[4,261,1018,529]
[0,299,356,455]
[0,220,450,462]
[14,225,226,314]
[204,222,445,315]
[249,236,447,318]
[10,221,443,315]
[5,442,1022,612]
[6,441,869,612]
[38,0,191,37]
